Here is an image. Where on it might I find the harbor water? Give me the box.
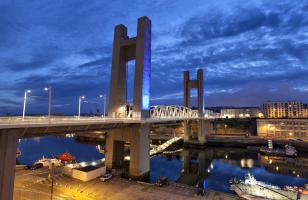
[18,135,308,194]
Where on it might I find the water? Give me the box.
[18,136,104,165]
[18,136,308,194]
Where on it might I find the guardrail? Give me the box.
[0,115,216,126]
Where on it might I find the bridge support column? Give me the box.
[105,124,150,179]
[105,138,125,169]
[129,124,150,178]
[182,150,190,174]
[0,131,19,200]
[183,69,206,147]
[183,121,191,143]
[198,120,206,144]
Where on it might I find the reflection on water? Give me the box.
[150,148,308,194]
[18,136,308,194]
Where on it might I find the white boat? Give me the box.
[16,148,21,158]
[34,156,63,167]
[260,144,297,157]
[230,173,308,200]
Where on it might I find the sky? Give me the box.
[1,0,308,115]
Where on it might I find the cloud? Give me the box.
[1,0,308,114]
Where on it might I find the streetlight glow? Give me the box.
[44,86,52,118]
[22,89,32,120]
[99,94,107,117]
[78,95,86,118]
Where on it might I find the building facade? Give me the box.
[257,119,308,140]
[305,104,308,118]
[262,101,304,118]
[220,108,262,118]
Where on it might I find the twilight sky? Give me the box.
[1,0,308,115]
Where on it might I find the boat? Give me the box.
[16,148,21,158]
[260,144,297,157]
[230,173,308,200]
[33,156,63,167]
[260,140,297,157]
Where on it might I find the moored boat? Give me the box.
[260,141,297,157]
[33,156,63,167]
[230,173,308,200]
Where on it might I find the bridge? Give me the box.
[0,16,210,200]
[0,105,203,133]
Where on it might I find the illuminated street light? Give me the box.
[99,94,107,117]
[44,86,52,118]
[78,96,85,118]
[22,89,31,120]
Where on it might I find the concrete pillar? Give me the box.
[129,124,150,178]
[183,121,190,143]
[182,150,190,174]
[109,24,128,118]
[133,16,151,118]
[105,133,125,169]
[105,132,114,170]
[0,131,19,200]
[197,69,204,118]
[204,120,213,135]
[183,71,190,108]
[197,151,206,178]
[198,120,206,144]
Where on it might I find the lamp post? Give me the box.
[78,96,85,118]
[22,89,31,120]
[44,87,52,118]
[99,94,106,117]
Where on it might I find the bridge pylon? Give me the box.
[108,16,151,119]
[105,17,151,179]
[183,69,206,146]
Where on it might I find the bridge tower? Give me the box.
[183,69,206,145]
[106,17,151,179]
[108,16,151,119]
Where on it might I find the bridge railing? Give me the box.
[150,105,199,119]
[0,116,127,125]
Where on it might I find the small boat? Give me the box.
[33,156,63,167]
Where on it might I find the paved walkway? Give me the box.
[14,168,239,200]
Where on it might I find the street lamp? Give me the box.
[44,87,52,118]
[99,94,107,117]
[22,89,31,120]
[78,96,85,118]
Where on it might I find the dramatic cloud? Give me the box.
[0,0,308,114]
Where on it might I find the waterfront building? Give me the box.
[204,109,219,118]
[257,118,308,140]
[262,101,304,118]
[305,104,308,118]
[220,107,262,118]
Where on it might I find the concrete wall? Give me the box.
[72,166,106,182]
